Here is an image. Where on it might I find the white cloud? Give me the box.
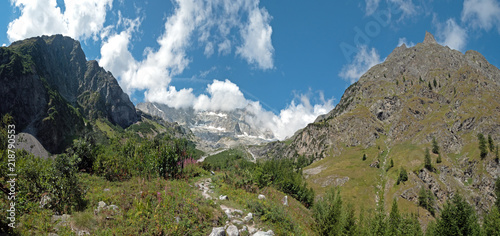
[365,0,418,19]
[397,37,415,47]
[145,86,197,109]
[7,0,112,42]
[339,45,381,84]
[389,0,417,19]
[1,44,6,47]
[236,6,274,70]
[437,18,467,51]
[245,92,334,140]
[462,0,500,32]
[194,79,249,111]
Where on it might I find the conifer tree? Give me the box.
[488,134,494,152]
[432,137,439,154]
[388,198,401,236]
[436,154,442,164]
[478,133,488,159]
[424,148,432,171]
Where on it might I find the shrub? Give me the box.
[478,133,488,159]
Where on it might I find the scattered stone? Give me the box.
[240,226,248,234]
[258,194,266,200]
[98,201,107,209]
[108,205,119,211]
[282,196,288,206]
[226,224,239,236]
[243,213,253,222]
[252,230,275,236]
[232,219,243,225]
[219,195,229,200]
[233,209,244,216]
[211,171,216,175]
[209,227,226,236]
[103,188,110,192]
[175,216,180,224]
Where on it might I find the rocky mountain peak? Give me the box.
[1,35,138,153]
[423,31,437,44]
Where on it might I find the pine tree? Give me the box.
[433,78,437,88]
[488,134,494,152]
[388,198,401,236]
[478,133,488,159]
[483,206,500,236]
[342,203,357,236]
[428,81,432,90]
[436,154,442,164]
[432,137,439,154]
[362,153,367,161]
[434,194,480,236]
[424,148,432,171]
[397,168,408,185]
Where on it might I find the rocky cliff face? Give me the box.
[258,32,500,215]
[137,102,274,151]
[0,35,137,153]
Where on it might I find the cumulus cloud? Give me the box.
[462,0,500,32]
[236,6,275,70]
[245,92,334,140]
[436,18,467,51]
[7,0,113,42]
[339,45,381,84]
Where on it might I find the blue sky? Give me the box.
[1,0,500,139]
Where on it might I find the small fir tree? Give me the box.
[424,148,432,171]
[488,134,494,152]
[478,133,488,159]
[432,137,439,154]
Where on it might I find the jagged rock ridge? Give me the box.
[0,35,138,153]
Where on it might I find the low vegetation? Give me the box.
[1,113,500,235]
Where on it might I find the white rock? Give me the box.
[243,213,253,222]
[252,230,275,236]
[226,224,239,236]
[219,195,229,200]
[258,194,266,200]
[209,227,226,236]
[282,195,288,206]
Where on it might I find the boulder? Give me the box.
[226,225,239,236]
[258,194,266,200]
[209,227,226,236]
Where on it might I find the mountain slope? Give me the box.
[0,35,138,153]
[257,32,500,217]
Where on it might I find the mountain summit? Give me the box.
[257,32,500,214]
[0,35,138,153]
